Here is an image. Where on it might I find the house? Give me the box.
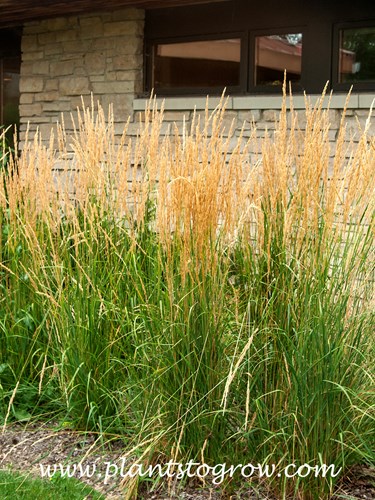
[0,0,374,146]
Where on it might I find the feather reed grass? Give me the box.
[0,88,374,499]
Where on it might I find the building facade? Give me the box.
[0,0,374,146]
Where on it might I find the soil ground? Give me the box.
[0,422,374,499]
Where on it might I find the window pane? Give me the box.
[153,39,241,89]
[255,34,302,86]
[2,57,20,126]
[339,27,375,83]
[1,56,20,145]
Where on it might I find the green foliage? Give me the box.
[0,94,374,499]
[342,27,375,82]
[0,470,104,499]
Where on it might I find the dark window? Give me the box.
[338,27,375,83]
[0,28,21,145]
[1,57,20,129]
[145,1,375,95]
[254,34,302,86]
[153,38,241,90]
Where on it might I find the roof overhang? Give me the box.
[0,0,227,28]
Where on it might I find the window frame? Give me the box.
[332,20,375,92]
[144,0,375,97]
[0,56,21,138]
[145,27,307,96]
[0,27,21,133]
[144,31,249,96]
[248,26,306,93]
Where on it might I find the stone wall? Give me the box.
[133,94,375,155]
[19,8,144,143]
[18,9,374,152]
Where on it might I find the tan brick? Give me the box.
[38,19,49,31]
[19,93,34,104]
[91,81,134,94]
[225,136,244,153]
[79,16,103,28]
[63,40,92,53]
[192,110,236,136]
[45,79,59,91]
[114,122,130,135]
[115,70,141,82]
[262,110,278,122]
[116,37,143,55]
[22,51,44,61]
[59,111,79,130]
[328,129,338,141]
[34,91,59,102]
[355,109,374,117]
[81,25,104,40]
[327,109,340,128]
[23,24,47,35]
[74,67,86,76]
[44,44,63,56]
[46,17,69,31]
[221,111,238,132]
[50,60,75,76]
[20,77,44,93]
[38,123,57,138]
[42,101,72,112]
[70,95,96,108]
[111,55,142,71]
[83,12,112,24]
[103,21,142,37]
[19,12,153,143]
[20,62,33,75]
[60,77,90,95]
[21,35,39,52]
[38,32,57,45]
[100,94,134,116]
[32,60,49,75]
[105,71,118,81]
[162,111,191,122]
[79,17,103,38]
[255,121,277,130]
[134,78,142,95]
[20,116,52,124]
[56,29,78,43]
[89,75,105,82]
[93,36,142,54]
[294,110,307,128]
[19,130,30,144]
[19,103,42,116]
[84,52,106,74]
[238,110,261,123]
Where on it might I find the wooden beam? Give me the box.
[0,0,227,28]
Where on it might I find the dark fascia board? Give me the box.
[0,0,228,28]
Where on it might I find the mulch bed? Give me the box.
[0,422,374,499]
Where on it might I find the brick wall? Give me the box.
[19,8,144,142]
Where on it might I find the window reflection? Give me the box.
[153,39,241,89]
[339,27,375,83]
[1,56,20,144]
[255,33,302,86]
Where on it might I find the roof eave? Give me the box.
[0,0,227,29]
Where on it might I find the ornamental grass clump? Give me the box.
[0,88,374,499]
